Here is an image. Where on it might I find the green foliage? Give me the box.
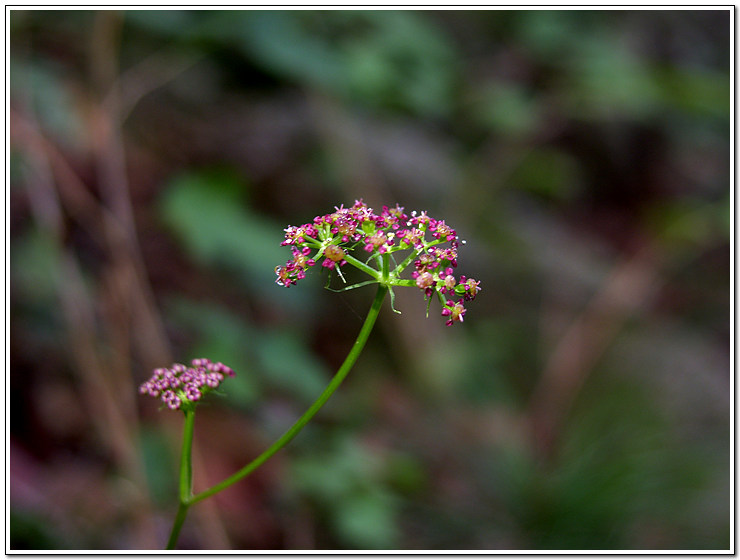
[338,11,457,117]
[510,148,582,202]
[648,196,730,250]
[487,374,720,549]
[473,83,541,137]
[233,11,456,116]
[566,36,664,119]
[383,452,428,497]
[452,319,532,407]
[290,434,400,549]
[333,490,398,550]
[127,10,457,117]
[257,331,329,402]
[159,169,283,293]
[166,297,261,407]
[231,11,347,93]
[11,226,61,305]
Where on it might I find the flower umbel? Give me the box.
[148,201,481,550]
[139,358,235,411]
[276,199,481,325]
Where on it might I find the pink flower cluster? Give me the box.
[139,358,235,411]
[276,200,481,326]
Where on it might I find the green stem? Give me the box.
[180,408,195,500]
[390,247,420,277]
[389,237,443,278]
[166,502,190,550]
[343,252,381,279]
[390,278,416,288]
[166,408,195,549]
[189,284,388,507]
[165,285,388,548]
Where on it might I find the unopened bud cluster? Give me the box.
[276,199,481,326]
[139,358,235,411]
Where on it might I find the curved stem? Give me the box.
[188,284,388,506]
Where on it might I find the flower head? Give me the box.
[276,200,480,326]
[139,358,235,411]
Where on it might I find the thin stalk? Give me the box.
[166,502,190,550]
[343,252,381,279]
[189,284,388,507]
[166,408,195,549]
[165,286,388,548]
[390,278,416,288]
[390,248,421,277]
[179,408,195,501]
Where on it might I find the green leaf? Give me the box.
[257,330,329,403]
[657,66,730,118]
[474,83,540,137]
[566,35,663,119]
[158,168,288,297]
[290,436,399,548]
[210,11,456,117]
[124,10,202,37]
[165,297,263,409]
[11,226,61,304]
[647,197,729,249]
[232,11,346,92]
[333,490,398,549]
[510,148,582,202]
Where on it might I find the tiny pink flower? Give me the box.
[415,272,434,290]
[441,300,466,326]
[442,274,456,293]
[364,231,388,253]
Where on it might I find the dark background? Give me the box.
[9,9,730,550]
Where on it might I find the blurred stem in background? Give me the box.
[11,11,164,544]
[10,10,226,548]
[527,240,661,462]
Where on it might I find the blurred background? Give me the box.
[9,9,731,550]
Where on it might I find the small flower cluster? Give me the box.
[139,358,235,411]
[276,199,481,326]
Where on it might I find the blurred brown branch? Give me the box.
[527,240,662,462]
[11,102,160,547]
[9,11,226,547]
